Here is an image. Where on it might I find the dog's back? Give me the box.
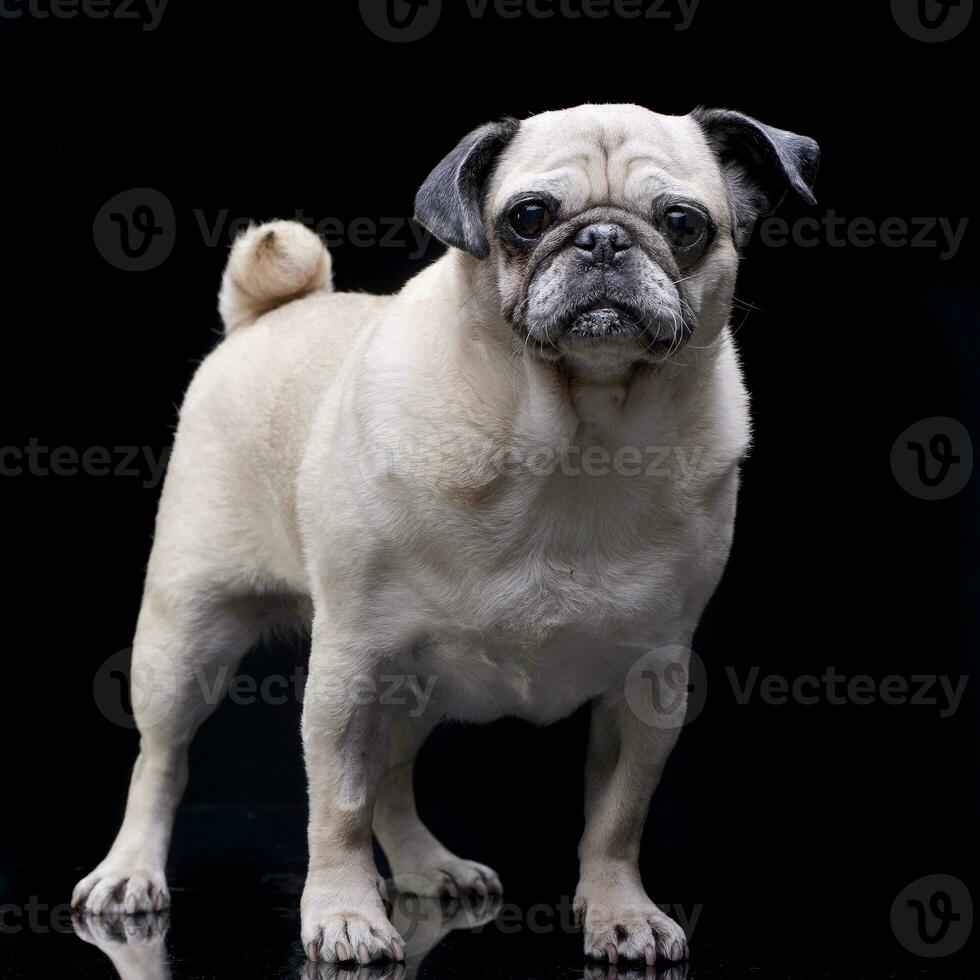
[155,224,388,597]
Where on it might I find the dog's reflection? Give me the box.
[583,963,688,980]
[69,892,502,980]
[71,894,689,980]
[303,947,689,980]
[71,911,172,980]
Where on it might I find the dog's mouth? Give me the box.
[518,282,693,364]
[564,298,661,343]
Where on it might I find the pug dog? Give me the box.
[72,104,818,966]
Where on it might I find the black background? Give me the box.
[4,0,979,973]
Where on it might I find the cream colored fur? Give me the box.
[73,105,756,967]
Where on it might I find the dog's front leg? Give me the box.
[300,618,404,965]
[575,686,689,965]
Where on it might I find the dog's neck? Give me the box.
[386,250,748,502]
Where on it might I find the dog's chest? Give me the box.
[397,480,713,723]
[423,626,630,724]
[332,387,742,722]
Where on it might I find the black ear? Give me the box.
[414,118,520,259]
[692,107,820,249]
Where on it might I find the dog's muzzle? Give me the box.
[561,222,687,347]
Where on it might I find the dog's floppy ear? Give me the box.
[692,107,820,249]
[415,118,520,259]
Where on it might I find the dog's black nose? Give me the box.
[574,223,633,264]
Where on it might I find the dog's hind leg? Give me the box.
[373,711,503,900]
[72,588,262,915]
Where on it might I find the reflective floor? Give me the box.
[6,803,977,980]
[5,874,979,980]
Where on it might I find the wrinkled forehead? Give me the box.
[486,105,728,219]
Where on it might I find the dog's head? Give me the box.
[415,104,818,377]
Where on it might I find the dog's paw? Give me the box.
[390,856,503,900]
[302,873,404,964]
[575,882,688,964]
[71,866,169,915]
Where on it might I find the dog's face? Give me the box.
[416,104,818,377]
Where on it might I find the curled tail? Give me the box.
[219,220,333,334]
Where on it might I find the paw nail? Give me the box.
[335,942,350,961]
[357,943,371,964]
[607,944,618,964]
[391,940,404,960]
[308,941,320,961]
[644,944,655,966]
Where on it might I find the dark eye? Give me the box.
[660,205,711,260]
[510,201,553,239]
